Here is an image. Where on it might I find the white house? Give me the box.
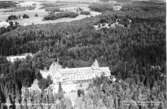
[0,21,10,28]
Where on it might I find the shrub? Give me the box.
[38,76,53,90]
[7,15,18,20]
[22,14,29,19]
[35,13,38,17]
[80,11,90,15]
[45,7,62,14]
[89,3,114,12]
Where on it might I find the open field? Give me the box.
[0,0,101,25]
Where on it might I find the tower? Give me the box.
[49,61,62,83]
[57,82,64,100]
[91,59,99,69]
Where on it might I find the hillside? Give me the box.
[0,0,166,109]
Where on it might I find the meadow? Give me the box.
[0,1,97,26]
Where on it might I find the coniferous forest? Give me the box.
[0,0,166,109]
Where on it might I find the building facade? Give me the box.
[41,60,110,81]
[39,60,111,105]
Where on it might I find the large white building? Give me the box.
[40,60,110,84]
[39,60,110,93]
[20,60,111,106]
[39,60,110,105]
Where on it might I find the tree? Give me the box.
[38,76,52,90]
[22,14,29,19]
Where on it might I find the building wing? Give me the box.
[40,60,111,83]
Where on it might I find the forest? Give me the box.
[89,3,114,12]
[0,1,166,109]
[0,1,17,9]
[43,12,79,20]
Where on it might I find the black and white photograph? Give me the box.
[0,0,166,109]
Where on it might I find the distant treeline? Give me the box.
[7,14,30,21]
[0,1,17,9]
[89,3,114,12]
[43,12,79,20]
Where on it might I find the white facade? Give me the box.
[39,60,110,106]
[39,60,110,93]
[40,60,110,84]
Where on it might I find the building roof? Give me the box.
[40,60,111,83]
[60,67,110,82]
